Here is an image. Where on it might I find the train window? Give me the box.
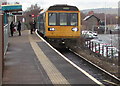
[48,12,78,26]
[70,13,78,26]
[48,13,56,25]
[60,13,67,25]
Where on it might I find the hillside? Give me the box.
[82,8,118,14]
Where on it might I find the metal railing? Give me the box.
[4,24,9,55]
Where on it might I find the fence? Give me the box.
[85,40,119,64]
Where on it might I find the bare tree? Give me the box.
[23,4,42,29]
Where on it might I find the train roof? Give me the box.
[47,4,79,11]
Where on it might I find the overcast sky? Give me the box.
[7,0,119,11]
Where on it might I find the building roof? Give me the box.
[83,15,100,21]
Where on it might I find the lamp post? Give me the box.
[104,13,107,34]
[104,0,107,34]
[118,1,120,79]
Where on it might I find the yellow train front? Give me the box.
[37,5,81,48]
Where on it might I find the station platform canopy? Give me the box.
[1,4,22,12]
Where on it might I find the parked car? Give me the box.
[111,25,120,32]
[82,30,98,39]
[114,24,120,30]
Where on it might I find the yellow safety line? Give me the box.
[29,35,70,84]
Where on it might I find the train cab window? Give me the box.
[70,13,78,26]
[49,13,57,25]
[60,13,67,25]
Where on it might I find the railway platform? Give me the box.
[2,30,102,85]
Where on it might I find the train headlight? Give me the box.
[48,28,55,31]
[72,28,78,32]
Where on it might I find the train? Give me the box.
[37,4,81,48]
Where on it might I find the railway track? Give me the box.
[57,48,120,86]
[36,31,120,86]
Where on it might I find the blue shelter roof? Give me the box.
[1,4,22,12]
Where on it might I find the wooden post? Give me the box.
[106,46,108,57]
[102,46,104,57]
[91,42,93,51]
[98,43,100,54]
[0,14,4,85]
[95,43,96,53]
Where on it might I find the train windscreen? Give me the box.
[48,13,78,26]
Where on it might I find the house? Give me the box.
[83,14,101,31]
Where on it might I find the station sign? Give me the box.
[1,4,22,12]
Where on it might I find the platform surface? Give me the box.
[3,30,100,85]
